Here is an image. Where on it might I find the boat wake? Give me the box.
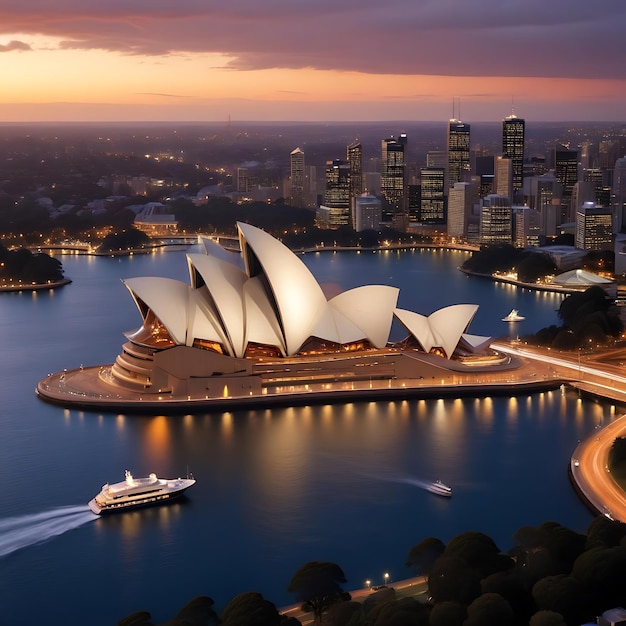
[0,505,95,558]
[395,477,435,491]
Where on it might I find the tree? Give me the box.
[531,575,588,624]
[516,252,557,283]
[571,546,626,614]
[287,561,349,625]
[164,596,219,626]
[325,600,363,626]
[427,556,482,605]
[481,569,534,620]
[585,515,626,549]
[528,610,567,626]
[220,592,281,626]
[463,592,515,626]
[405,536,445,576]
[443,531,512,578]
[117,612,154,626]
[428,600,466,626]
[366,596,430,626]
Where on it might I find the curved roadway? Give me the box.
[494,341,626,523]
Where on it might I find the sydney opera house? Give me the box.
[37,223,523,410]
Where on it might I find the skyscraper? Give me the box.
[381,136,406,219]
[612,156,626,232]
[480,194,512,244]
[447,119,471,190]
[323,159,351,227]
[554,147,579,221]
[419,167,446,224]
[575,202,613,250]
[353,194,382,232]
[290,147,305,207]
[495,155,513,201]
[447,182,472,239]
[347,141,363,200]
[502,113,525,193]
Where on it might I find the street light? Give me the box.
[365,579,371,590]
[384,572,390,586]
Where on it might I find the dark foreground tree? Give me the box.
[164,596,219,626]
[463,592,515,626]
[428,600,466,626]
[405,536,445,576]
[118,611,154,626]
[287,561,349,625]
[529,609,567,626]
[220,591,281,626]
[365,596,429,626]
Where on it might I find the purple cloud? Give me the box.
[0,0,624,78]
[0,39,31,52]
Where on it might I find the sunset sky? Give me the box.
[1,0,625,123]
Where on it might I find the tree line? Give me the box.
[118,514,626,626]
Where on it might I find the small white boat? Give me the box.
[502,309,525,322]
[88,470,195,515]
[427,480,452,497]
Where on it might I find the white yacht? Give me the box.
[427,480,452,497]
[502,309,525,322]
[88,470,195,515]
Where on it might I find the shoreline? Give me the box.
[0,277,72,292]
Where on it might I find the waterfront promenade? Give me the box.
[280,576,428,625]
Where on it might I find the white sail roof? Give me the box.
[237,222,328,355]
[123,277,190,345]
[121,224,484,360]
[394,304,478,358]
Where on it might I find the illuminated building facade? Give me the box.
[480,194,512,244]
[447,120,471,189]
[419,167,446,224]
[289,147,306,207]
[575,202,613,251]
[447,182,472,239]
[502,114,525,192]
[347,141,363,201]
[323,159,351,227]
[381,135,406,218]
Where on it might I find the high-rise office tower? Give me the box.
[513,207,541,248]
[495,156,513,201]
[575,202,613,250]
[419,167,446,224]
[447,182,472,239]
[353,194,382,232]
[502,113,525,192]
[480,194,512,244]
[554,147,579,221]
[290,147,305,207]
[323,159,351,227]
[347,141,363,200]
[612,156,626,232]
[447,119,471,190]
[380,136,406,218]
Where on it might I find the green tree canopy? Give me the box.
[287,561,349,624]
[528,609,567,626]
[463,592,515,626]
[405,536,445,575]
[220,592,281,626]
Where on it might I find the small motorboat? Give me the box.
[427,480,452,497]
[502,309,525,322]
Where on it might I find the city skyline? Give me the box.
[1,0,625,122]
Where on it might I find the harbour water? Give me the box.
[0,245,620,625]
